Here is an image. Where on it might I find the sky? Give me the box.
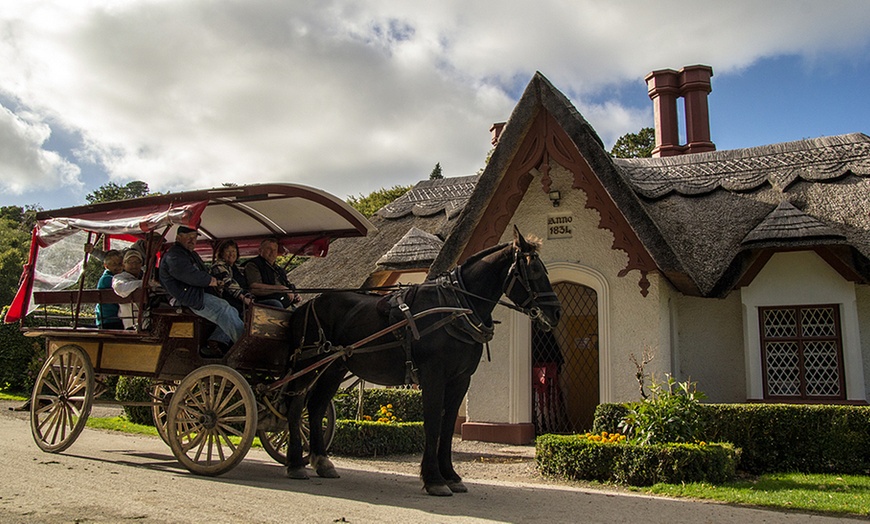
[1,1,870,211]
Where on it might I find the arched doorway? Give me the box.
[532,281,599,434]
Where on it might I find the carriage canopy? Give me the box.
[5,183,376,323]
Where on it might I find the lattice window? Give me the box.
[760,305,845,401]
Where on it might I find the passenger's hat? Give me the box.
[177,225,198,235]
[123,249,143,262]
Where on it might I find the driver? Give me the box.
[159,225,243,358]
[244,237,300,309]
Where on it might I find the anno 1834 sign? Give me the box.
[547,212,573,239]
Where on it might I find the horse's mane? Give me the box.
[459,234,542,268]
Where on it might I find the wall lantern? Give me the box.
[548,190,561,207]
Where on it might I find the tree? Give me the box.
[85,181,151,204]
[429,162,443,180]
[0,217,32,307]
[610,127,655,158]
[346,185,412,218]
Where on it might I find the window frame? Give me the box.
[758,304,846,402]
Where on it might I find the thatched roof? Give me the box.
[289,175,478,292]
[618,134,870,295]
[377,227,444,270]
[432,72,870,298]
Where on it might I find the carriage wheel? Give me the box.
[167,365,257,476]
[257,401,336,465]
[30,344,95,453]
[151,381,177,445]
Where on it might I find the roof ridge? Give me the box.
[617,133,870,198]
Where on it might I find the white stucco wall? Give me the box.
[673,293,746,401]
[741,251,866,401]
[857,285,870,400]
[464,164,673,425]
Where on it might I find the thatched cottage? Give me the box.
[292,66,870,444]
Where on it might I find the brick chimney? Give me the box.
[490,122,506,146]
[645,64,715,157]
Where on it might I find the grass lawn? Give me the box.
[85,416,265,449]
[640,473,870,517]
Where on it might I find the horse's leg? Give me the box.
[306,366,344,479]
[284,392,309,480]
[439,375,471,493]
[418,373,451,496]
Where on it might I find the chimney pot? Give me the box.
[645,69,682,157]
[490,122,506,146]
[679,65,715,154]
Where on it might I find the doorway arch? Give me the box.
[532,264,610,434]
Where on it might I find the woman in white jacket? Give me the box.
[112,249,145,329]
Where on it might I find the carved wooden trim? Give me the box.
[460,109,658,296]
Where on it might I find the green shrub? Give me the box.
[536,433,738,486]
[594,403,870,475]
[0,306,43,392]
[334,387,423,421]
[330,420,424,456]
[618,374,706,445]
[115,376,154,426]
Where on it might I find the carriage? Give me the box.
[8,183,562,494]
[4,183,384,475]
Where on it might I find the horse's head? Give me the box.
[504,226,562,331]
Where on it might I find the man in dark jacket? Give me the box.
[244,237,299,309]
[159,225,243,357]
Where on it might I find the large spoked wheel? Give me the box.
[30,344,95,453]
[258,401,336,465]
[167,365,257,476]
[151,381,177,445]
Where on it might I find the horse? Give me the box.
[282,226,561,496]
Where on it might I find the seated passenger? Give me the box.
[112,249,145,329]
[95,249,124,329]
[244,238,300,309]
[159,225,244,358]
[209,239,252,315]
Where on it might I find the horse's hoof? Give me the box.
[285,467,309,480]
[447,481,468,493]
[316,466,340,479]
[424,484,453,497]
[311,455,340,478]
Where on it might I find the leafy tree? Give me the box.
[0,217,32,307]
[429,162,443,180]
[610,127,655,158]
[346,185,411,218]
[476,148,495,175]
[0,205,40,233]
[85,180,151,204]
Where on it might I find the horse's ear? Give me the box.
[513,225,530,251]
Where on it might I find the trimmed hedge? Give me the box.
[115,376,154,425]
[0,307,43,392]
[536,434,738,486]
[334,387,423,421]
[593,403,870,475]
[330,420,424,456]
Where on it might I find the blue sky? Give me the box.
[1,1,869,211]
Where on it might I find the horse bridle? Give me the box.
[503,246,559,328]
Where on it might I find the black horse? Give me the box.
[282,226,561,496]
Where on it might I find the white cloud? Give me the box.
[0,0,869,204]
[0,104,82,195]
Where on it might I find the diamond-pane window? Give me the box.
[759,305,845,401]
